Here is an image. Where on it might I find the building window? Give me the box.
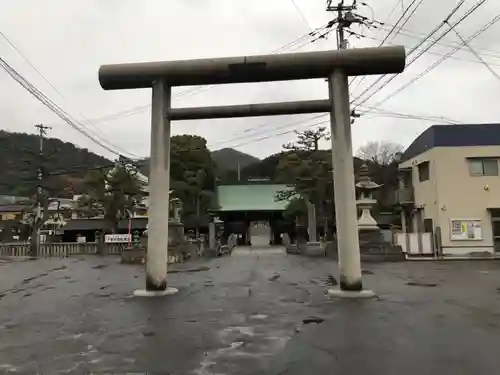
[418,161,430,182]
[468,159,498,176]
[400,170,412,186]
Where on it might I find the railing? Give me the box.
[0,242,126,258]
[396,186,414,203]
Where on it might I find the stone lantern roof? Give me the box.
[356,163,383,191]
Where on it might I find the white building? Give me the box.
[397,123,500,257]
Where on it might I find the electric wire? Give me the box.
[0,56,140,159]
[0,31,138,157]
[449,25,500,82]
[352,0,482,108]
[359,7,498,110]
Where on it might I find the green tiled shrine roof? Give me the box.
[216,184,292,212]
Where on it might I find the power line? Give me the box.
[352,0,481,108]
[386,0,426,44]
[0,32,66,100]
[377,23,500,59]
[154,23,329,110]
[449,25,500,82]
[350,0,424,93]
[213,109,460,151]
[67,23,331,127]
[290,0,313,32]
[209,103,466,151]
[352,0,466,102]
[358,105,462,124]
[375,0,405,37]
[345,28,500,67]
[5,102,467,180]
[219,119,331,150]
[40,23,332,156]
[207,114,327,149]
[352,0,466,104]
[381,0,423,45]
[44,107,464,168]
[365,13,500,109]
[0,55,141,159]
[0,31,135,156]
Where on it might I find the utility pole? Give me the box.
[33,124,51,256]
[326,1,369,121]
[326,0,363,50]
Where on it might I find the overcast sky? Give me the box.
[1,0,499,161]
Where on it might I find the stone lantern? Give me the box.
[356,163,382,231]
[170,197,182,223]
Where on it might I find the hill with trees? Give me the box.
[210,148,260,172]
[0,130,111,198]
[0,130,261,198]
[0,129,403,230]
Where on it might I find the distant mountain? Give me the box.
[0,130,111,197]
[211,148,260,172]
[0,129,262,198]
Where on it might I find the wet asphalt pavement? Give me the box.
[1,247,500,374]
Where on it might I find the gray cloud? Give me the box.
[1,0,499,161]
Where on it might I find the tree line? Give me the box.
[68,132,404,236]
[269,127,403,236]
[0,130,404,248]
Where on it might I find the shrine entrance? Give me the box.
[213,184,294,248]
[98,45,406,297]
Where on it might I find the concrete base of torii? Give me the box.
[327,288,376,299]
[133,288,179,297]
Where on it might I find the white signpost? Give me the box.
[105,234,131,243]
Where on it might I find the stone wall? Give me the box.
[325,233,405,262]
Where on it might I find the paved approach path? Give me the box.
[1,247,500,374]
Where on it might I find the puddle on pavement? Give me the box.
[92,264,109,269]
[195,322,291,374]
[407,281,438,287]
[249,314,268,320]
[322,275,338,286]
[268,273,280,281]
[221,326,255,337]
[302,317,324,325]
[0,364,19,373]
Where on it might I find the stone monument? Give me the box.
[356,164,381,231]
[355,163,404,261]
[121,197,192,264]
[206,216,224,258]
[167,198,191,262]
[171,197,182,223]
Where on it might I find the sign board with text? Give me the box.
[450,219,483,241]
[105,234,131,243]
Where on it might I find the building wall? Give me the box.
[433,146,500,255]
[400,148,440,233]
[401,145,500,255]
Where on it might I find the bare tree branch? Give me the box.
[356,141,404,166]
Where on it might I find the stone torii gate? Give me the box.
[98,45,406,298]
